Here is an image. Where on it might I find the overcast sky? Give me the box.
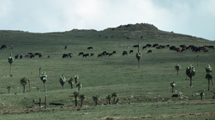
[0,0,214,40]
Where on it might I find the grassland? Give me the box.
[0,23,215,120]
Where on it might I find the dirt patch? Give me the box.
[99,112,215,119]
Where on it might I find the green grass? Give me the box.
[0,24,215,119]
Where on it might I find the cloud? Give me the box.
[0,0,214,40]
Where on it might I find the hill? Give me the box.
[0,23,211,45]
[0,23,215,120]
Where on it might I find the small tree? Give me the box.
[186,65,195,87]
[206,73,213,91]
[76,82,82,91]
[79,93,85,107]
[175,64,181,75]
[8,56,14,77]
[106,95,111,104]
[40,71,47,92]
[136,40,142,68]
[28,79,31,92]
[39,67,41,77]
[92,95,100,106]
[68,78,74,89]
[59,74,67,89]
[170,82,176,93]
[75,75,79,84]
[205,64,214,86]
[20,77,28,93]
[200,90,205,100]
[7,86,11,93]
[112,92,117,104]
[73,91,79,106]
[197,55,199,67]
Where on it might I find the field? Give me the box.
[0,24,215,120]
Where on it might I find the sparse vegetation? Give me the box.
[40,71,47,92]
[59,74,66,89]
[175,64,181,75]
[8,56,13,77]
[170,82,176,93]
[186,65,195,87]
[92,95,100,106]
[73,91,79,106]
[68,77,74,89]
[0,23,214,119]
[7,86,11,93]
[20,77,28,93]
[79,93,85,107]
[76,82,82,91]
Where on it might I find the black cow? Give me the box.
[78,52,84,56]
[39,54,43,58]
[64,45,67,49]
[35,53,41,56]
[122,51,128,56]
[90,53,94,56]
[169,46,176,50]
[106,53,109,56]
[20,55,23,59]
[83,54,89,57]
[129,50,133,53]
[133,45,139,47]
[0,45,7,49]
[87,47,93,50]
[62,54,68,58]
[102,51,107,56]
[152,44,158,47]
[142,46,147,50]
[147,50,152,53]
[208,45,214,49]
[113,51,116,54]
[180,45,186,48]
[146,44,151,47]
[15,55,19,59]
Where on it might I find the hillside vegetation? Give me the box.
[0,23,215,120]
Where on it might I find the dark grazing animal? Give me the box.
[109,53,113,56]
[62,54,68,58]
[0,45,7,49]
[15,55,19,59]
[146,44,151,47]
[142,46,147,50]
[122,51,128,56]
[129,50,133,53]
[90,53,94,56]
[78,52,84,56]
[113,51,116,54]
[97,54,102,57]
[20,55,23,59]
[87,47,93,50]
[147,50,152,53]
[68,53,73,58]
[83,54,89,57]
[153,44,158,47]
[133,45,139,47]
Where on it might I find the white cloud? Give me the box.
[0,0,214,40]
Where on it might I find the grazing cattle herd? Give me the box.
[0,44,214,60]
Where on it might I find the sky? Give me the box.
[0,0,215,40]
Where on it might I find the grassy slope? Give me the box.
[0,23,215,119]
